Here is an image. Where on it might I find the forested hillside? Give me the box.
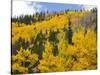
[11,8,97,74]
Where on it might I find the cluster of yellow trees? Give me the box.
[11,11,97,74]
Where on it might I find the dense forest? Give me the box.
[11,8,97,74]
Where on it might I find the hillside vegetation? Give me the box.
[11,9,97,74]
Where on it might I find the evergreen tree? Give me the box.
[67,18,73,45]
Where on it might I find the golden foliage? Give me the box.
[11,11,97,73]
[12,47,38,74]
